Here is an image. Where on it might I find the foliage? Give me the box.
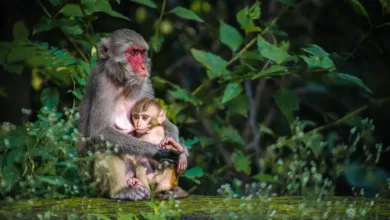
[0,0,390,213]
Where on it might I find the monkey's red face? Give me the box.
[125,45,148,79]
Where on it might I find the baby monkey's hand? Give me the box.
[159,137,184,153]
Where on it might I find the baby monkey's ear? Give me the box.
[157,110,166,124]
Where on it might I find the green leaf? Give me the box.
[253,173,281,184]
[7,47,37,63]
[302,44,329,57]
[236,6,252,27]
[191,49,228,79]
[1,136,25,149]
[130,0,157,8]
[94,1,130,21]
[72,88,84,100]
[222,82,243,104]
[251,65,288,79]
[169,7,204,23]
[37,176,71,186]
[220,126,246,146]
[40,88,59,110]
[226,94,249,117]
[60,4,84,17]
[347,0,369,18]
[273,87,300,122]
[241,24,262,34]
[7,148,26,164]
[13,21,29,40]
[300,55,335,69]
[379,0,390,14]
[257,36,290,64]
[2,164,20,192]
[232,149,251,175]
[61,25,83,36]
[277,0,295,6]
[248,2,261,20]
[48,0,60,6]
[184,166,204,178]
[303,133,323,157]
[219,21,244,51]
[168,85,202,105]
[327,73,372,93]
[149,35,164,52]
[199,136,216,148]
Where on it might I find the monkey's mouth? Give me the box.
[135,128,149,134]
[135,74,147,80]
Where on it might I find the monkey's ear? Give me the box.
[157,110,166,124]
[97,38,110,59]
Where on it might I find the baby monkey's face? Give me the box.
[131,106,160,134]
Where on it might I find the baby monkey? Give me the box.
[125,97,189,199]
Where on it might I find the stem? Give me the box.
[36,0,89,63]
[152,0,167,53]
[226,7,287,67]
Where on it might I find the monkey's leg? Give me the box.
[105,155,150,200]
[154,167,189,200]
[135,157,154,193]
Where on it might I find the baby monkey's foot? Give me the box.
[126,177,144,187]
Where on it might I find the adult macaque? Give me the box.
[124,97,188,199]
[78,29,187,200]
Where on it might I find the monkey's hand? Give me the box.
[160,137,184,153]
[127,177,144,187]
[153,149,180,162]
[177,153,188,174]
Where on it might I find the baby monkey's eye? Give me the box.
[133,115,139,119]
[142,116,148,120]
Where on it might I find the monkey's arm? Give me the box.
[162,119,189,156]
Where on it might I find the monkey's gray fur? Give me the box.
[78,29,181,200]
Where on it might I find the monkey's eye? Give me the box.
[133,115,139,119]
[142,115,148,120]
[130,49,137,56]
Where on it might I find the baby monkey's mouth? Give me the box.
[135,128,149,134]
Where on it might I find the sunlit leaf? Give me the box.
[184,166,204,178]
[274,87,300,122]
[130,0,157,8]
[219,21,244,51]
[236,6,252,27]
[191,49,228,79]
[149,35,164,52]
[40,88,59,110]
[37,176,71,186]
[13,21,29,40]
[60,4,84,17]
[169,7,204,22]
[347,0,369,18]
[241,24,262,34]
[303,133,323,157]
[168,85,202,105]
[232,149,251,175]
[248,2,261,20]
[222,82,243,104]
[302,44,329,57]
[300,55,335,69]
[257,36,290,64]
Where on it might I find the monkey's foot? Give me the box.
[156,187,189,200]
[126,177,144,187]
[112,185,150,201]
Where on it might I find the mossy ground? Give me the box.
[0,195,389,219]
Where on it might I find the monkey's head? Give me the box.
[131,97,166,134]
[98,29,151,84]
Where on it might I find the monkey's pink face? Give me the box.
[125,45,148,79]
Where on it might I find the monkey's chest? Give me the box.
[113,99,135,135]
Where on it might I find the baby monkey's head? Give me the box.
[131,97,166,134]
